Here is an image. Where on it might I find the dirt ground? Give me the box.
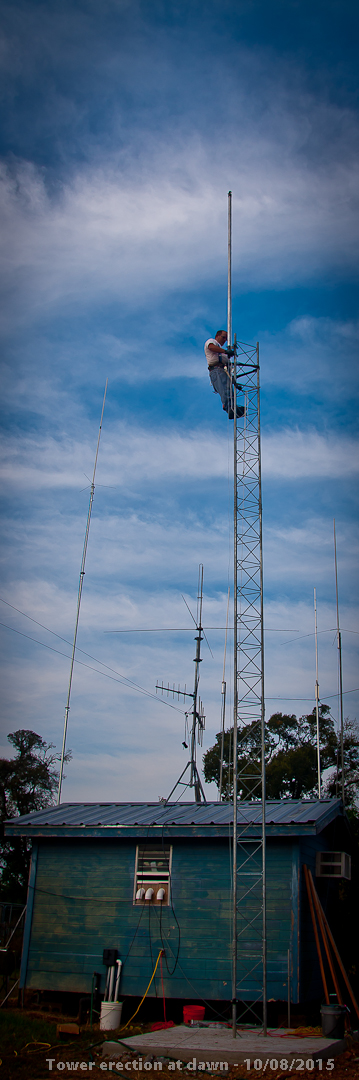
[0,1011,358,1080]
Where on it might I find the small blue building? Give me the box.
[5,799,351,1008]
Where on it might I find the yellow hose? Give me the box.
[120,949,163,1030]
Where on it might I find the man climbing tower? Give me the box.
[204,330,245,419]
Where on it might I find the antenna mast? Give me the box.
[314,587,321,799]
[334,520,345,803]
[157,565,206,803]
[229,192,267,1036]
[57,381,108,804]
[219,586,230,801]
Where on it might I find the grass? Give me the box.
[0,1009,57,1053]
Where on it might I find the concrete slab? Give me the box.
[109,1025,346,1066]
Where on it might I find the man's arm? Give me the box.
[207,342,227,355]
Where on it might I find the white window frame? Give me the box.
[133,842,172,905]
[315,851,351,880]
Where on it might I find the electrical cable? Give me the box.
[154,927,233,1023]
[122,820,163,970]
[118,949,163,1030]
[7,611,354,706]
[121,900,146,967]
[148,903,158,998]
[159,950,166,1021]
[0,594,301,636]
[0,619,184,714]
[265,690,359,700]
[155,826,180,976]
[106,627,301,633]
[156,896,181,978]
[28,884,135,903]
[280,627,359,646]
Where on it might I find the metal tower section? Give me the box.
[227,192,267,1035]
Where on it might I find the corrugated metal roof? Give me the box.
[5,798,341,829]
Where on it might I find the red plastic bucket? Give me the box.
[183,1005,205,1024]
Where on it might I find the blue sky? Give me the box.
[0,0,358,802]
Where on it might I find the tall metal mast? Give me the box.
[157,565,206,803]
[57,381,108,804]
[334,519,345,803]
[314,587,321,799]
[229,192,267,1036]
[219,586,230,802]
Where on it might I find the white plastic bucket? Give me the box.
[100,1001,123,1031]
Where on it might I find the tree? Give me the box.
[325,718,359,810]
[0,730,71,902]
[202,706,358,804]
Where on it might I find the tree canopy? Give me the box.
[0,730,71,902]
[202,707,359,805]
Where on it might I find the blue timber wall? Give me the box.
[22,835,301,1003]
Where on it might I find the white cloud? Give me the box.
[260,315,359,398]
[0,95,358,329]
[263,430,359,479]
[1,425,358,494]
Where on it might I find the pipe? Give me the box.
[108,964,115,1002]
[307,870,342,1003]
[114,960,122,1003]
[309,870,359,1022]
[303,865,329,1004]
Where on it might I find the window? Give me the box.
[316,851,351,880]
[134,843,172,904]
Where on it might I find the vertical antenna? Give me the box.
[219,586,230,801]
[227,191,232,350]
[160,566,206,803]
[190,565,204,800]
[57,381,108,804]
[334,519,345,803]
[314,587,321,799]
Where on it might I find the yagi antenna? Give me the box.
[156,565,207,803]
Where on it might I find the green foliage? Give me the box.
[325,718,359,809]
[202,707,359,804]
[0,730,71,902]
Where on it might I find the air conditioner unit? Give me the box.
[315,851,351,880]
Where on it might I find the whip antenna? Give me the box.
[57,381,108,804]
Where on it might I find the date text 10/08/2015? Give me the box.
[242,1060,334,1072]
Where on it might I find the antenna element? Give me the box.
[57,381,108,804]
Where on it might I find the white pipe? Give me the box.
[114,959,122,1002]
[108,964,115,1002]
